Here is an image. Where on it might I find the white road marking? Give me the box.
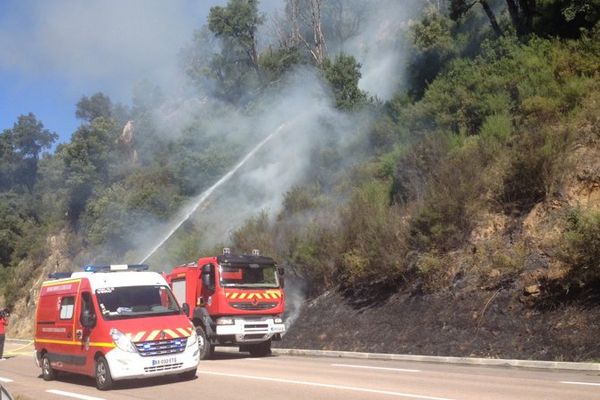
[561,381,600,387]
[199,370,455,400]
[0,377,14,383]
[46,389,106,400]
[332,363,421,373]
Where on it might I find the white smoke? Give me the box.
[126,1,424,271]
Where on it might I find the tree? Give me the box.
[449,0,504,37]
[208,0,264,101]
[76,93,112,123]
[3,113,58,192]
[323,53,367,110]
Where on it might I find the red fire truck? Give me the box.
[165,249,285,359]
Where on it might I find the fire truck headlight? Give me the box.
[110,328,137,353]
[274,317,283,324]
[216,318,234,325]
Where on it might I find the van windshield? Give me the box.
[96,285,180,320]
[219,263,279,288]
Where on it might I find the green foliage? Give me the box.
[258,46,302,83]
[561,208,600,285]
[0,113,57,192]
[322,53,368,110]
[231,211,274,255]
[338,180,409,284]
[207,0,264,102]
[76,93,112,123]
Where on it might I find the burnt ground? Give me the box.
[276,280,600,362]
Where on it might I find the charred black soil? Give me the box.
[277,281,600,362]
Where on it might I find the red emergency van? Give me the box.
[34,264,199,390]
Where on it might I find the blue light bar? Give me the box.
[82,264,150,273]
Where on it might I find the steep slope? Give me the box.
[279,123,600,361]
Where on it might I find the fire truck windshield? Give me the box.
[220,264,279,288]
[95,285,181,320]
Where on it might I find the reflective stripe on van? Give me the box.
[35,338,116,348]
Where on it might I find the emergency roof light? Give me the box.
[223,247,231,255]
[82,264,150,273]
[252,249,260,256]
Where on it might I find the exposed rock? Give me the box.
[7,231,72,338]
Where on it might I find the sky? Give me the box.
[0,0,227,144]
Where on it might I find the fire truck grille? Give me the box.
[230,302,278,310]
[244,323,269,329]
[135,338,187,357]
[144,363,183,373]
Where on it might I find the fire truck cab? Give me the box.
[34,264,199,390]
[166,249,285,359]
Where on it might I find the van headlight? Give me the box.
[274,317,283,324]
[187,330,198,348]
[110,328,137,353]
[217,318,234,325]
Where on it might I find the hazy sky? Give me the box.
[0,0,226,143]
[0,0,417,146]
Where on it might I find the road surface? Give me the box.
[1,341,599,400]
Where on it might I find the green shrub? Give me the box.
[561,208,600,285]
[338,180,409,284]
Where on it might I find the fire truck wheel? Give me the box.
[248,340,272,357]
[41,354,56,381]
[196,326,214,360]
[95,356,114,390]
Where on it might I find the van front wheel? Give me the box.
[41,355,55,381]
[95,356,114,390]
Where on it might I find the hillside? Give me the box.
[276,109,600,362]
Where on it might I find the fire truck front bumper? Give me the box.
[105,343,199,381]
[215,317,286,343]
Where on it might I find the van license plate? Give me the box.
[152,357,176,366]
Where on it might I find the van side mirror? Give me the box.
[201,264,215,294]
[181,303,190,317]
[80,309,96,329]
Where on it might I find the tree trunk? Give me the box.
[310,0,326,66]
[505,0,529,36]
[290,0,300,46]
[479,0,503,37]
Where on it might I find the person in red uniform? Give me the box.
[0,309,8,359]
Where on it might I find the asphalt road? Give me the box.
[1,341,600,400]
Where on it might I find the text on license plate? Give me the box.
[152,357,177,366]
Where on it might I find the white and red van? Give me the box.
[34,264,199,390]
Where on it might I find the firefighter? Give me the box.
[0,308,8,359]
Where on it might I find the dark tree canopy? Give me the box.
[76,93,113,123]
[1,113,57,192]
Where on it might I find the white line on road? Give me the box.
[332,364,421,373]
[561,381,600,387]
[0,377,14,383]
[199,370,455,400]
[46,389,106,400]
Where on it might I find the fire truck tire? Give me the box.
[248,340,272,357]
[41,354,56,381]
[95,356,114,390]
[196,326,214,360]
